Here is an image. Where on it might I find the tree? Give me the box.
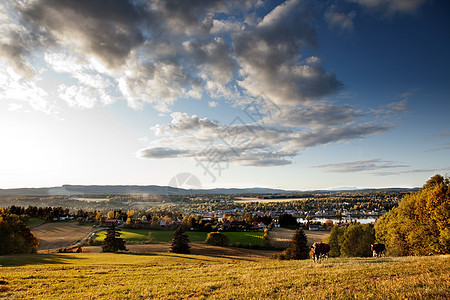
[262,228,270,248]
[205,232,229,246]
[340,223,374,257]
[0,210,39,255]
[170,226,190,254]
[107,211,115,219]
[290,229,309,260]
[278,213,298,228]
[375,174,450,256]
[96,211,102,222]
[325,226,346,257]
[102,224,127,253]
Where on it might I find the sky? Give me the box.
[0,0,449,190]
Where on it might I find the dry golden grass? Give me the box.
[1,252,448,299]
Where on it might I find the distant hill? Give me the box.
[0,184,295,196]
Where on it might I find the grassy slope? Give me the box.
[0,253,448,299]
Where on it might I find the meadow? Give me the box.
[93,229,265,246]
[0,253,448,299]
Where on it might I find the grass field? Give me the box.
[93,229,265,246]
[0,253,448,299]
[26,218,45,228]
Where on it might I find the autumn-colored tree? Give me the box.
[262,228,270,247]
[107,211,115,219]
[375,174,450,256]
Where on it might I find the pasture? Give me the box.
[0,253,448,299]
[93,229,265,246]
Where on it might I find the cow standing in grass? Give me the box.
[311,242,330,263]
[371,243,385,257]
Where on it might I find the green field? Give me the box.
[94,229,264,246]
[0,253,448,299]
[26,218,45,228]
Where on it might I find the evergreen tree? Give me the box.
[102,224,127,253]
[170,226,190,254]
[290,229,309,260]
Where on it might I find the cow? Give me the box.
[371,243,385,257]
[311,242,330,263]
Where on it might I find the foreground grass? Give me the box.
[94,229,264,246]
[0,253,448,299]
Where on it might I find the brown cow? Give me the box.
[371,243,385,257]
[311,242,330,262]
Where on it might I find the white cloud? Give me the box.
[310,159,409,173]
[138,107,392,167]
[0,0,345,112]
[347,0,430,15]
[208,101,218,108]
[324,7,356,33]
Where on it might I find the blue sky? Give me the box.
[0,0,449,190]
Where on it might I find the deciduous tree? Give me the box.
[0,210,38,255]
[375,174,449,255]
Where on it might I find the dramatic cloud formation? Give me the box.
[0,0,345,112]
[138,103,393,166]
[0,0,424,175]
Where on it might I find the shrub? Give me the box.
[205,232,229,246]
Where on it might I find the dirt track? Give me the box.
[32,222,95,251]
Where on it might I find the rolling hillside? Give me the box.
[0,253,448,299]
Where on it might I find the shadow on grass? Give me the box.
[360,258,394,264]
[0,254,86,267]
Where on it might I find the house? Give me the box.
[256,222,268,231]
[308,224,321,231]
[103,219,118,225]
